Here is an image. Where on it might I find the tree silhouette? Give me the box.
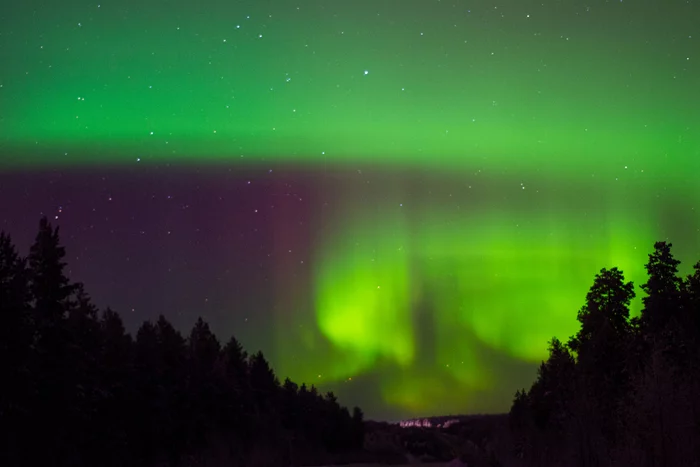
[28,217,78,326]
[26,217,84,466]
[133,320,161,464]
[510,242,700,467]
[641,241,682,334]
[0,232,32,466]
[682,261,700,342]
[509,389,529,431]
[65,284,103,466]
[187,317,222,449]
[9,216,700,467]
[98,307,134,466]
[569,267,635,354]
[155,315,189,465]
[220,334,251,430]
[249,350,280,413]
[528,338,575,431]
[281,377,300,431]
[0,218,369,467]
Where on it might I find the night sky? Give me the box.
[1,0,699,421]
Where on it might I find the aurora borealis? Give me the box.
[1,0,699,420]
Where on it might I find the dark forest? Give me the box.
[508,241,700,466]
[0,217,365,467]
[2,217,700,467]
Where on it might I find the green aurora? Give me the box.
[1,0,699,417]
[275,171,699,416]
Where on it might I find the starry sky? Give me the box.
[1,0,699,420]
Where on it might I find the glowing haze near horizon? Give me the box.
[1,0,699,419]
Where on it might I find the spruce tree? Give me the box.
[221,335,251,444]
[155,315,188,465]
[1,218,371,467]
[0,232,33,467]
[640,241,682,334]
[569,267,635,354]
[568,268,635,453]
[281,377,300,431]
[98,308,133,466]
[27,217,80,467]
[28,217,77,326]
[681,261,700,344]
[65,284,103,466]
[133,321,160,463]
[249,350,280,414]
[187,317,222,448]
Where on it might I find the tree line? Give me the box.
[509,241,700,466]
[0,217,365,467]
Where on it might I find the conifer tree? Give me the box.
[28,217,77,326]
[187,317,222,448]
[220,334,251,445]
[281,377,300,431]
[0,232,33,467]
[681,261,700,344]
[155,315,188,465]
[640,241,682,334]
[249,350,280,414]
[133,320,160,463]
[569,267,635,354]
[98,308,133,465]
[2,218,370,467]
[509,389,530,431]
[509,242,700,466]
[527,338,575,432]
[27,217,80,467]
[65,284,103,466]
